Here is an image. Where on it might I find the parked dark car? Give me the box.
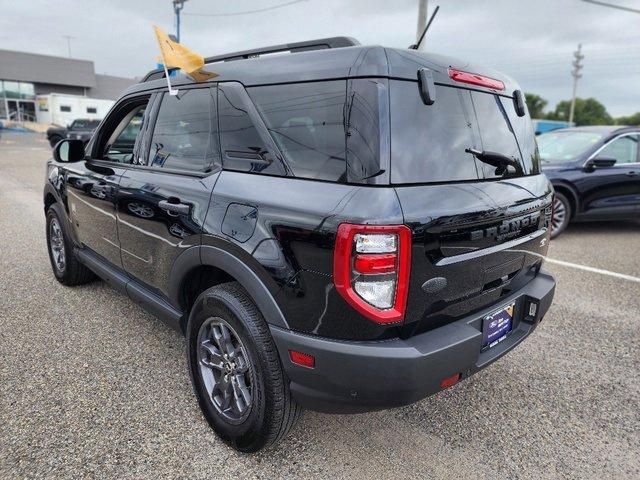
[46,118,101,147]
[43,37,556,452]
[539,126,640,237]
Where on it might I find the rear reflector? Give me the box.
[440,373,461,389]
[448,68,505,91]
[354,253,397,274]
[289,350,315,368]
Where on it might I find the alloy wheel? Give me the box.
[551,196,567,236]
[49,218,66,273]
[197,317,254,424]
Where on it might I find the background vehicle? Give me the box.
[46,118,101,147]
[539,126,640,237]
[43,37,555,452]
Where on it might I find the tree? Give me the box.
[614,112,640,126]
[524,93,548,119]
[549,98,612,126]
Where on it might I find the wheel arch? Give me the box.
[169,245,289,333]
[551,181,579,218]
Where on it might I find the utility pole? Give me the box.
[416,0,428,47]
[62,35,75,58]
[568,44,584,125]
[173,0,188,42]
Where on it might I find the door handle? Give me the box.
[626,171,638,177]
[158,199,190,215]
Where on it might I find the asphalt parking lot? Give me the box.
[1,131,638,479]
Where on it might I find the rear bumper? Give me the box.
[271,271,555,413]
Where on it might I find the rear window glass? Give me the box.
[248,81,347,182]
[390,81,480,183]
[470,91,528,179]
[390,81,533,183]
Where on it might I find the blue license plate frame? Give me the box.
[482,302,515,349]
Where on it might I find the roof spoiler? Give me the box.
[141,36,360,82]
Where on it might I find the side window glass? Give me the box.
[599,135,638,164]
[346,79,388,183]
[248,81,347,182]
[103,104,146,163]
[148,88,216,173]
[218,82,283,175]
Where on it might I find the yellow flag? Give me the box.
[153,25,217,82]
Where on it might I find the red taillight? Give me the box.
[440,373,461,389]
[333,223,411,324]
[289,350,315,368]
[448,68,505,91]
[354,253,397,274]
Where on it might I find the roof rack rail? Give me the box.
[205,36,360,64]
[141,36,360,82]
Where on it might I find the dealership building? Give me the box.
[0,49,136,125]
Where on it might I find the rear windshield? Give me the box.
[389,81,536,184]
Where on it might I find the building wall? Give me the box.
[34,82,86,97]
[0,49,96,88]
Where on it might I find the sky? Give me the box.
[1,0,639,116]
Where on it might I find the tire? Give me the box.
[187,282,302,452]
[49,135,63,148]
[551,191,571,239]
[45,204,94,286]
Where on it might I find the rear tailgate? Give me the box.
[388,75,553,334]
[396,176,552,334]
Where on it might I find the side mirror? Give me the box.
[53,139,85,163]
[584,156,617,170]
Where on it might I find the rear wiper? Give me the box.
[465,148,524,176]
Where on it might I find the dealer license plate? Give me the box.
[482,302,515,348]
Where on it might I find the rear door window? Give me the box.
[148,88,215,173]
[390,81,481,183]
[218,82,285,176]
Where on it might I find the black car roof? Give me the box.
[122,37,519,97]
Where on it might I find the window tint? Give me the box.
[598,135,638,164]
[470,92,526,179]
[218,82,283,176]
[499,97,539,174]
[87,107,97,114]
[248,81,347,181]
[390,81,480,183]
[104,105,146,163]
[60,105,71,112]
[149,88,214,173]
[346,79,387,183]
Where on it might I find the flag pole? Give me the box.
[157,41,179,96]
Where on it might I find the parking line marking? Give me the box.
[545,258,640,283]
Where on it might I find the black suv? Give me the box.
[46,119,102,147]
[44,37,556,452]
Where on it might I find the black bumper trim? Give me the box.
[270,272,555,413]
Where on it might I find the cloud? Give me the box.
[1,0,638,116]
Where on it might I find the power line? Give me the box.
[183,0,308,18]
[580,0,640,14]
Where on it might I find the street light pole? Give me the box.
[568,44,584,125]
[62,35,75,58]
[173,0,188,42]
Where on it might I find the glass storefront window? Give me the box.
[3,81,20,99]
[19,82,35,99]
